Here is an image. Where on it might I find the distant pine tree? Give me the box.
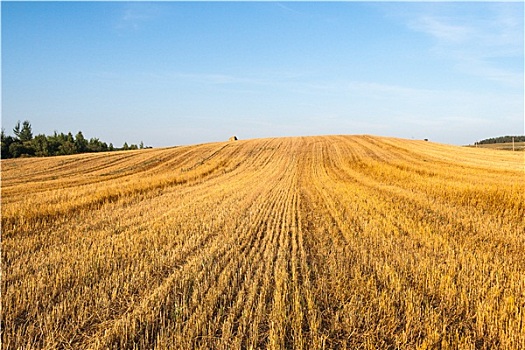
[476,136,525,145]
[13,120,33,142]
[2,120,141,158]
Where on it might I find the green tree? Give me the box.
[58,134,76,155]
[46,132,62,156]
[21,121,33,141]
[59,142,76,155]
[87,138,108,152]
[477,135,525,145]
[13,121,21,140]
[32,134,49,156]
[9,141,34,157]
[3,120,135,158]
[75,131,88,153]
[13,120,33,142]
[8,142,23,158]
[66,132,75,144]
[1,129,15,158]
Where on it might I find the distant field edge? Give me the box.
[466,142,525,151]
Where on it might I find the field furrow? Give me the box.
[2,135,523,349]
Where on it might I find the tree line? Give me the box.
[475,135,525,145]
[1,120,147,159]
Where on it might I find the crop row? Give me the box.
[2,136,523,349]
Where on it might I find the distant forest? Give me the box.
[1,120,147,159]
[476,135,525,145]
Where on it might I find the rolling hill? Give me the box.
[2,135,524,349]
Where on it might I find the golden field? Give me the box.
[470,142,525,152]
[2,135,524,349]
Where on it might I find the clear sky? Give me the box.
[2,1,523,147]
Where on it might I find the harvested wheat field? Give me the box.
[2,135,524,349]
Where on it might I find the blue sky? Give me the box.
[2,2,523,147]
